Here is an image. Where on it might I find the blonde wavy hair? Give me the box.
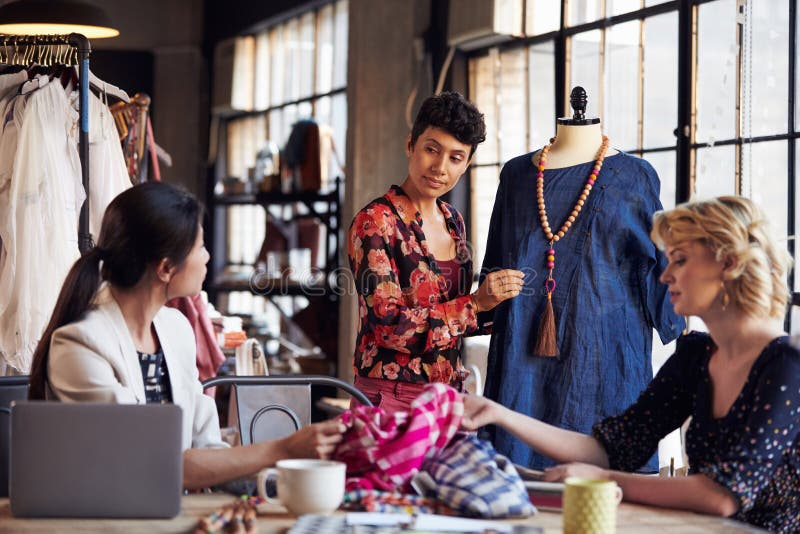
[651,196,792,320]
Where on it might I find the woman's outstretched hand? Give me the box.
[461,394,506,431]
[472,269,525,312]
[544,462,608,482]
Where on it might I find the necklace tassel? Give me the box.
[534,292,559,357]
[533,135,609,359]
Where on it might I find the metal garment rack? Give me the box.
[0,33,92,253]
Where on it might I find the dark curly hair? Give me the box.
[410,92,487,158]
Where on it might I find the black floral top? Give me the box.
[593,332,800,532]
[137,348,173,404]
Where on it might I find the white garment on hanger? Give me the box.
[0,71,31,228]
[0,72,30,209]
[0,70,28,94]
[0,80,84,372]
[0,71,30,376]
[87,89,131,239]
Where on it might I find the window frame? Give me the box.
[209,0,348,318]
[464,0,800,328]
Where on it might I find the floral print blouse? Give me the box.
[347,185,482,386]
[593,331,800,532]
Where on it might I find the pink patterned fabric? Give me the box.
[166,295,225,396]
[333,383,463,492]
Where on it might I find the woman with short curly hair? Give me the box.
[347,92,525,411]
[462,196,799,532]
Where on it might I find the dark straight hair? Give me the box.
[28,182,203,400]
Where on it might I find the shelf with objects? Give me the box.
[209,178,342,299]
[206,116,345,381]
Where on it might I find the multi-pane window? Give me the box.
[467,0,798,332]
[466,0,799,471]
[217,0,348,316]
[225,1,348,185]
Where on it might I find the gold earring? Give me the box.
[720,283,730,312]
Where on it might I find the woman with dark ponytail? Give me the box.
[29,182,345,490]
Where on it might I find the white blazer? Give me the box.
[48,286,227,451]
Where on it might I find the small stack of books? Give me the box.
[514,464,565,512]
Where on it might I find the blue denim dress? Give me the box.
[479,151,685,470]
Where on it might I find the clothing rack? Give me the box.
[0,33,93,253]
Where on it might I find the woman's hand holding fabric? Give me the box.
[472,269,525,312]
[278,419,347,460]
[461,394,506,431]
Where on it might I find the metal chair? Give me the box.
[0,376,29,498]
[201,375,371,446]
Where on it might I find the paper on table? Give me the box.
[345,512,411,526]
[412,514,514,532]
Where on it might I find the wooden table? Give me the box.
[0,494,764,533]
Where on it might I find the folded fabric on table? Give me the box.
[333,383,463,492]
[341,488,448,515]
[412,433,536,518]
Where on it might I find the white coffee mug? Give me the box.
[257,459,346,515]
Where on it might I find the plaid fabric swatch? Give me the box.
[341,488,448,515]
[333,383,463,492]
[412,434,536,518]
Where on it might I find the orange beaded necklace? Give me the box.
[533,135,610,357]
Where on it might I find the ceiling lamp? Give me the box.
[0,0,119,39]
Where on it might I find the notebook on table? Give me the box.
[9,402,183,518]
[524,480,565,511]
[514,464,565,511]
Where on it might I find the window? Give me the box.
[217,0,348,318]
[467,0,799,333]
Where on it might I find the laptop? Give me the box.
[9,402,183,518]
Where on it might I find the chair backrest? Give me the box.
[789,294,800,336]
[202,375,371,445]
[0,376,29,498]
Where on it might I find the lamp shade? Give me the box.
[0,0,119,38]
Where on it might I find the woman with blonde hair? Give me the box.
[461,196,799,531]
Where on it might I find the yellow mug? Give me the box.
[563,477,623,534]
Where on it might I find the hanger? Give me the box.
[111,103,131,140]
[20,73,51,95]
[59,64,78,91]
[90,69,130,103]
[71,66,130,103]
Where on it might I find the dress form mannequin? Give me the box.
[534,87,618,169]
[477,84,684,469]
